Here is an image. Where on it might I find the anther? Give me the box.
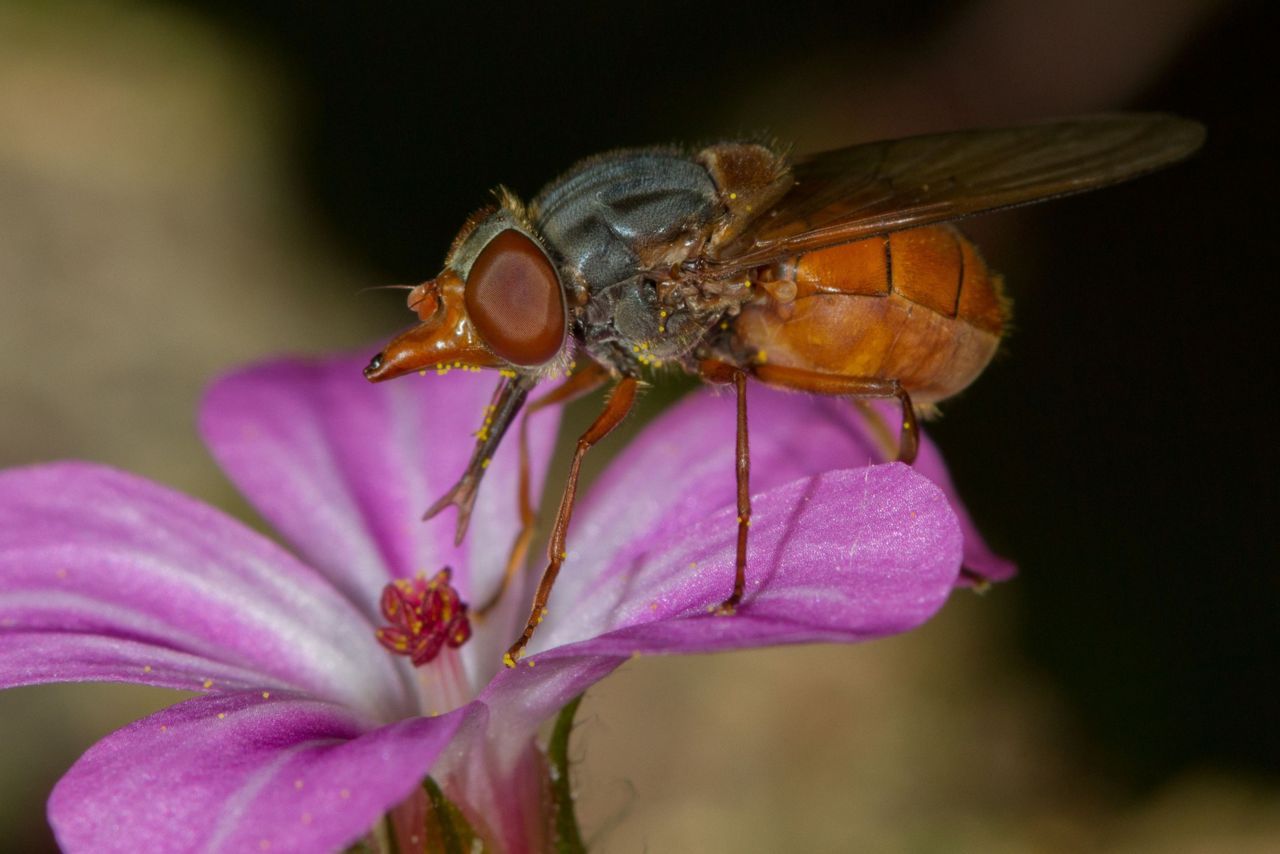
[375,568,472,666]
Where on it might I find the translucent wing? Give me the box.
[709,113,1204,269]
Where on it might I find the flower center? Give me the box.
[375,568,473,666]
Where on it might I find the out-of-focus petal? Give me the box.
[48,692,467,854]
[536,464,961,655]
[0,463,412,722]
[560,386,1011,612]
[0,632,285,695]
[199,355,560,618]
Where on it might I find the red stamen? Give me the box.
[375,568,472,666]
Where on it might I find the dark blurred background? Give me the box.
[2,0,1276,850]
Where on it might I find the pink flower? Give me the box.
[0,354,1011,852]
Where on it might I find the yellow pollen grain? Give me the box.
[502,652,517,669]
[481,458,491,469]
[729,192,738,200]
[418,369,426,377]
[689,561,697,569]
[527,659,535,668]
[340,788,351,799]
[143,665,152,673]
[217,713,226,720]
[160,725,167,732]
[202,679,213,689]
[262,691,271,699]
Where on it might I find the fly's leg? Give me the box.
[715,369,751,614]
[424,373,535,544]
[753,364,918,464]
[475,363,610,617]
[503,377,639,667]
[894,385,918,464]
[693,360,754,614]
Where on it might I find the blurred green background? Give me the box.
[2,0,1276,850]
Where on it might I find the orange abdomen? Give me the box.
[734,225,1010,406]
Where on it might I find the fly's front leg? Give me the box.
[475,362,610,617]
[424,373,535,544]
[504,376,639,667]
[753,364,918,464]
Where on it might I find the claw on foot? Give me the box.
[423,476,480,545]
[711,596,740,616]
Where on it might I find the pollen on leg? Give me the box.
[375,567,473,666]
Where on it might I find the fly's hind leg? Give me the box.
[695,361,917,618]
[695,361,753,615]
[752,364,918,463]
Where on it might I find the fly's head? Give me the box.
[365,196,571,383]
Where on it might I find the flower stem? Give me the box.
[423,776,467,854]
[548,694,587,854]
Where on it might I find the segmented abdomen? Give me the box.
[733,225,1010,405]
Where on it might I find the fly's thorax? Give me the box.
[532,150,720,296]
[531,148,728,373]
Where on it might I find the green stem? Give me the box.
[383,812,402,854]
[548,694,587,854]
[423,776,465,854]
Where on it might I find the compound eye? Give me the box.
[464,229,566,367]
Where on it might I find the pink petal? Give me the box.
[537,464,961,655]
[199,355,561,617]
[0,462,412,722]
[444,657,623,853]
[560,386,1011,612]
[49,692,467,854]
[456,467,961,820]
